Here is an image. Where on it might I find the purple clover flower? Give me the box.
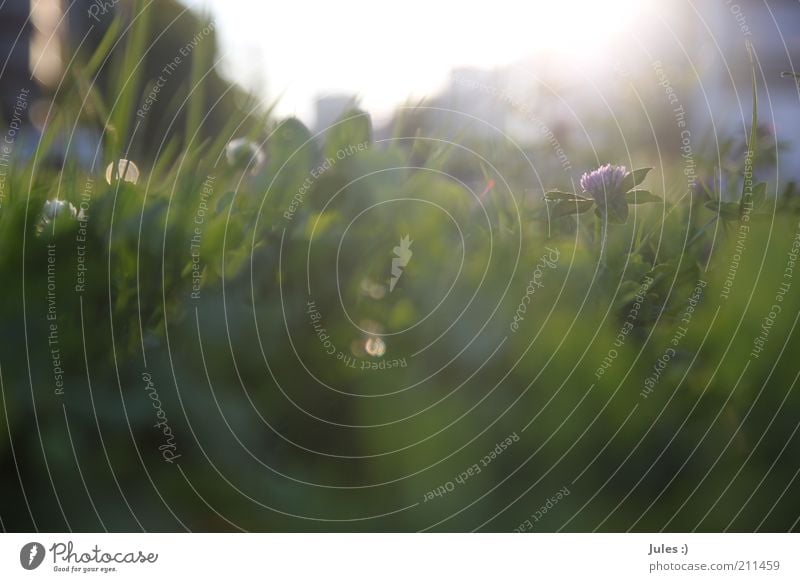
[580,163,628,203]
[546,163,653,225]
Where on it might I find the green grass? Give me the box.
[0,10,799,532]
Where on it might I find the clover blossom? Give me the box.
[580,164,628,204]
[544,164,656,225]
[42,199,77,222]
[580,164,630,223]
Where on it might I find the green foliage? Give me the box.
[545,167,660,223]
[625,189,661,204]
[620,166,653,192]
[0,13,798,534]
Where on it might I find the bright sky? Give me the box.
[180,0,646,124]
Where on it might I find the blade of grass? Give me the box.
[110,0,152,158]
[85,16,123,79]
[184,16,214,149]
[739,40,758,216]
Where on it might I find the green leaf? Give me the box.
[705,200,740,220]
[616,279,645,305]
[545,190,589,202]
[323,108,372,163]
[650,261,675,276]
[621,167,653,192]
[626,190,662,204]
[545,199,595,218]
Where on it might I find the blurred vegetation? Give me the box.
[0,2,798,532]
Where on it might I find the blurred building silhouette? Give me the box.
[314,94,358,133]
[691,0,800,169]
[387,1,800,181]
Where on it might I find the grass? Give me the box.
[0,8,799,532]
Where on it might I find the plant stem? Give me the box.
[595,214,607,269]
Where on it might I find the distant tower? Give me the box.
[314,94,357,133]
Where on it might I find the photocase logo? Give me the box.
[20,542,45,570]
[390,234,413,292]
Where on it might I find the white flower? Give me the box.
[42,199,77,221]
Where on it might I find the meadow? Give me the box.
[1,4,799,532]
